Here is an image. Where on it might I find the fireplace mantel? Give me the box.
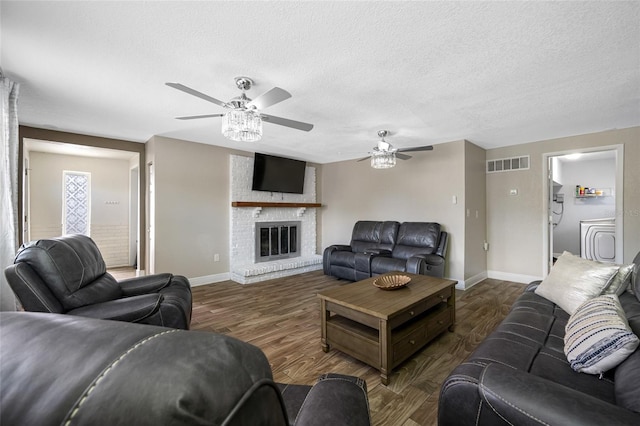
[232,201,322,218]
[231,202,322,208]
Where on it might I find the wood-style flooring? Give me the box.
[189,270,525,426]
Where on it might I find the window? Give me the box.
[62,171,91,235]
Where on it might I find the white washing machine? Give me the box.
[580,218,616,262]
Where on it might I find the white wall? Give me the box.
[29,151,131,267]
[553,156,616,255]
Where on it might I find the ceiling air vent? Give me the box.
[487,155,529,173]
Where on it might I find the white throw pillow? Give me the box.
[535,251,620,314]
[602,263,635,296]
[564,294,639,374]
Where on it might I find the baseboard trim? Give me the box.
[457,271,489,290]
[189,272,231,287]
[487,270,541,284]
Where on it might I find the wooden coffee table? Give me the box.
[318,272,457,385]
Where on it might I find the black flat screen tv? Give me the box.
[252,153,306,194]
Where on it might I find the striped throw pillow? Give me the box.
[564,294,639,375]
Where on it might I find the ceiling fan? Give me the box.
[166,77,313,142]
[358,130,433,168]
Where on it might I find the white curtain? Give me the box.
[0,70,20,311]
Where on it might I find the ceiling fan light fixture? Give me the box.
[222,110,262,142]
[371,150,396,169]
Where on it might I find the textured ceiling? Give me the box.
[2,1,639,164]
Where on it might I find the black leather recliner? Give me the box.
[4,234,192,329]
[0,312,371,426]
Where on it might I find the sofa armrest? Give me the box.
[323,245,353,274]
[525,280,542,292]
[119,273,173,296]
[294,374,370,426]
[478,363,638,426]
[67,293,162,323]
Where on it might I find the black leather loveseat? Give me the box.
[323,221,448,281]
[0,312,371,426]
[439,252,640,426]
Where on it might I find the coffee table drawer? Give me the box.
[389,286,453,329]
[427,306,453,337]
[393,326,427,365]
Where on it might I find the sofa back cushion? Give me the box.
[391,222,440,260]
[350,221,399,253]
[14,235,122,311]
[615,291,640,413]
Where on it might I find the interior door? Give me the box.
[547,157,555,273]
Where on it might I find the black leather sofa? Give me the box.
[0,312,371,426]
[439,257,640,426]
[4,234,192,329]
[323,221,448,281]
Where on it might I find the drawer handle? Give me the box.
[409,311,414,316]
[439,295,445,301]
[438,320,444,325]
[409,340,415,345]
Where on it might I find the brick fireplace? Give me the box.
[229,155,322,284]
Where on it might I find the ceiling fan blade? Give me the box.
[396,153,413,160]
[176,113,224,120]
[397,145,434,153]
[261,114,314,132]
[246,87,292,110]
[356,156,371,162]
[166,83,228,107]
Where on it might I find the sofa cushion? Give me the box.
[390,222,439,260]
[564,294,639,374]
[535,251,620,315]
[349,221,399,253]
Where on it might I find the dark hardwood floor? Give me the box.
[189,270,525,426]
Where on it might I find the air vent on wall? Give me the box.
[487,155,530,173]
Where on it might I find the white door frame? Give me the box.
[541,144,624,277]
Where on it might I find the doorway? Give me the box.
[20,135,144,272]
[543,145,624,274]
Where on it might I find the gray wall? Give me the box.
[486,126,640,280]
[141,126,638,285]
[321,140,470,283]
[146,136,236,278]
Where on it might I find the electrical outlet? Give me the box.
[214,254,220,262]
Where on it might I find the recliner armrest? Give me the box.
[478,363,639,426]
[67,293,162,323]
[406,253,445,277]
[119,273,173,296]
[294,374,370,426]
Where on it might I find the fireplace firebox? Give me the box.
[255,221,301,263]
